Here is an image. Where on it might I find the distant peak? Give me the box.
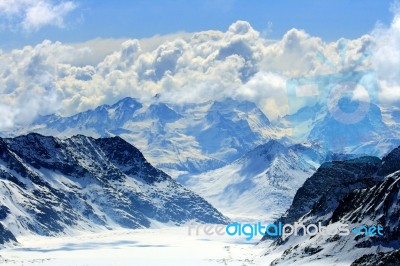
[213,97,256,109]
[260,139,286,150]
[209,98,270,125]
[111,97,141,108]
[245,139,286,158]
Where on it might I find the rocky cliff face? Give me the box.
[0,223,16,246]
[330,173,400,248]
[274,156,382,227]
[263,145,400,265]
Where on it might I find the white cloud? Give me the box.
[237,71,287,120]
[0,40,86,129]
[371,5,400,106]
[67,33,195,67]
[0,0,77,31]
[1,12,399,130]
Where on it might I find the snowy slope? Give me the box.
[181,140,327,222]
[0,133,228,247]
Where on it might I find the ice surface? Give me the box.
[0,226,278,266]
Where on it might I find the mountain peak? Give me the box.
[111,97,142,109]
[146,103,182,122]
[246,139,286,158]
[211,97,263,114]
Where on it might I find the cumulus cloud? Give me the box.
[371,4,400,105]
[1,11,399,130]
[0,0,77,31]
[0,40,87,129]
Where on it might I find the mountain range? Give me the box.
[7,96,397,180]
[14,97,278,178]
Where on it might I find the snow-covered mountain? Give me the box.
[0,133,228,247]
[284,100,398,157]
[181,140,330,221]
[31,97,143,135]
[185,98,272,162]
[13,97,278,178]
[263,145,400,265]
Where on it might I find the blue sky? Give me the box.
[0,0,394,49]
